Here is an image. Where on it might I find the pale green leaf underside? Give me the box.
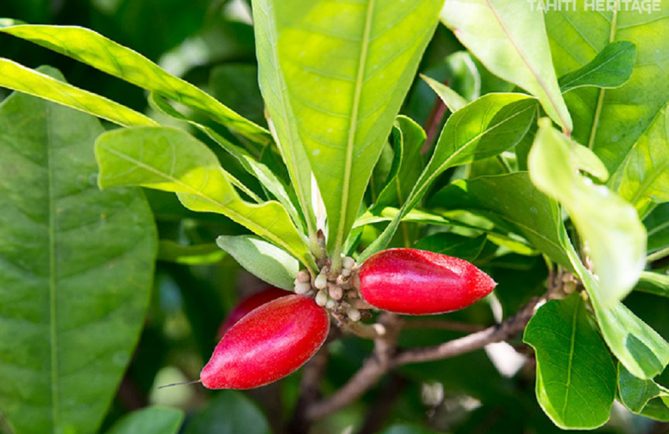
[0,23,269,144]
[558,41,636,93]
[0,71,157,434]
[253,0,443,258]
[618,364,669,421]
[95,127,315,271]
[106,407,184,434]
[216,235,299,290]
[442,0,572,131]
[524,295,616,429]
[529,119,646,305]
[546,1,669,172]
[611,103,669,215]
[0,59,156,127]
[421,74,468,112]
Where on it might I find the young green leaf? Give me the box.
[157,241,225,266]
[442,0,572,132]
[95,126,316,271]
[0,23,269,144]
[524,295,616,429]
[0,59,156,127]
[252,0,444,264]
[106,407,184,434]
[216,235,299,290]
[0,72,157,434]
[529,119,646,305]
[618,364,669,421]
[636,272,669,299]
[421,74,468,112]
[610,103,669,216]
[414,233,487,262]
[558,41,636,93]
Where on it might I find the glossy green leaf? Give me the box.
[636,272,669,298]
[545,2,669,172]
[253,0,444,260]
[610,102,669,216]
[157,241,225,266]
[524,295,616,429]
[558,41,636,92]
[0,73,157,434]
[421,73,468,112]
[414,233,487,262]
[529,119,646,304]
[618,364,669,421]
[361,94,537,260]
[95,126,316,271]
[0,58,156,127]
[442,0,572,131]
[216,235,299,290]
[106,406,184,434]
[431,173,572,268]
[0,23,269,143]
[184,391,271,434]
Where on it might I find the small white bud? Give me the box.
[315,290,328,307]
[347,308,361,322]
[294,281,311,295]
[325,299,337,309]
[296,270,310,283]
[328,286,343,300]
[341,268,351,277]
[343,256,356,270]
[314,273,328,290]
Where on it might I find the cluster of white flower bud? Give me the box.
[293,255,363,322]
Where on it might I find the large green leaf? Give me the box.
[529,119,646,304]
[0,23,269,144]
[0,71,157,434]
[618,364,669,421]
[441,0,572,131]
[95,126,316,271]
[431,173,572,268]
[184,391,270,434]
[361,94,537,260]
[524,295,616,429]
[610,102,669,216]
[106,407,184,434]
[545,1,669,172]
[558,41,636,93]
[252,0,444,261]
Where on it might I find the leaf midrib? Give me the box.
[334,0,376,258]
[561,299,580,418]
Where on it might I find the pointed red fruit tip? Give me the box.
[359,248,497,315]
[218,286,291,337]
[201,294,329,390]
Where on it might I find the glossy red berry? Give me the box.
[359,248,496,315]
[201,294,329,389]
[218,286,291,337]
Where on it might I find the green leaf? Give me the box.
[636,272,669,299]
[610,102,669,216]
[414,233,487,262]
[252,0,444,260]
[106,407,184,434]
[524,295,616,429]
[379,424,440,434]
[529,119,646,304]
[442,0,572,131]
[421,73,468,112]
[618,364,669,421]
[558,41,635,93]
[157,241,225,266]
[0,23,269,144]
[646,203,669,254]
[216,235,299,290]
[0,71,157,434]
[431,173,572,268]
[0,59,157,127]
[360,94,537,260]
[545,3,669,173]
[95,126,316,271]
[184,391,271,434]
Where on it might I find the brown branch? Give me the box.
[305,297,543,421]
[400,318,486,333]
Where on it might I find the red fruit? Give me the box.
[218,287,291,337]
[201,295,329,389]
[359,248,496,315]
